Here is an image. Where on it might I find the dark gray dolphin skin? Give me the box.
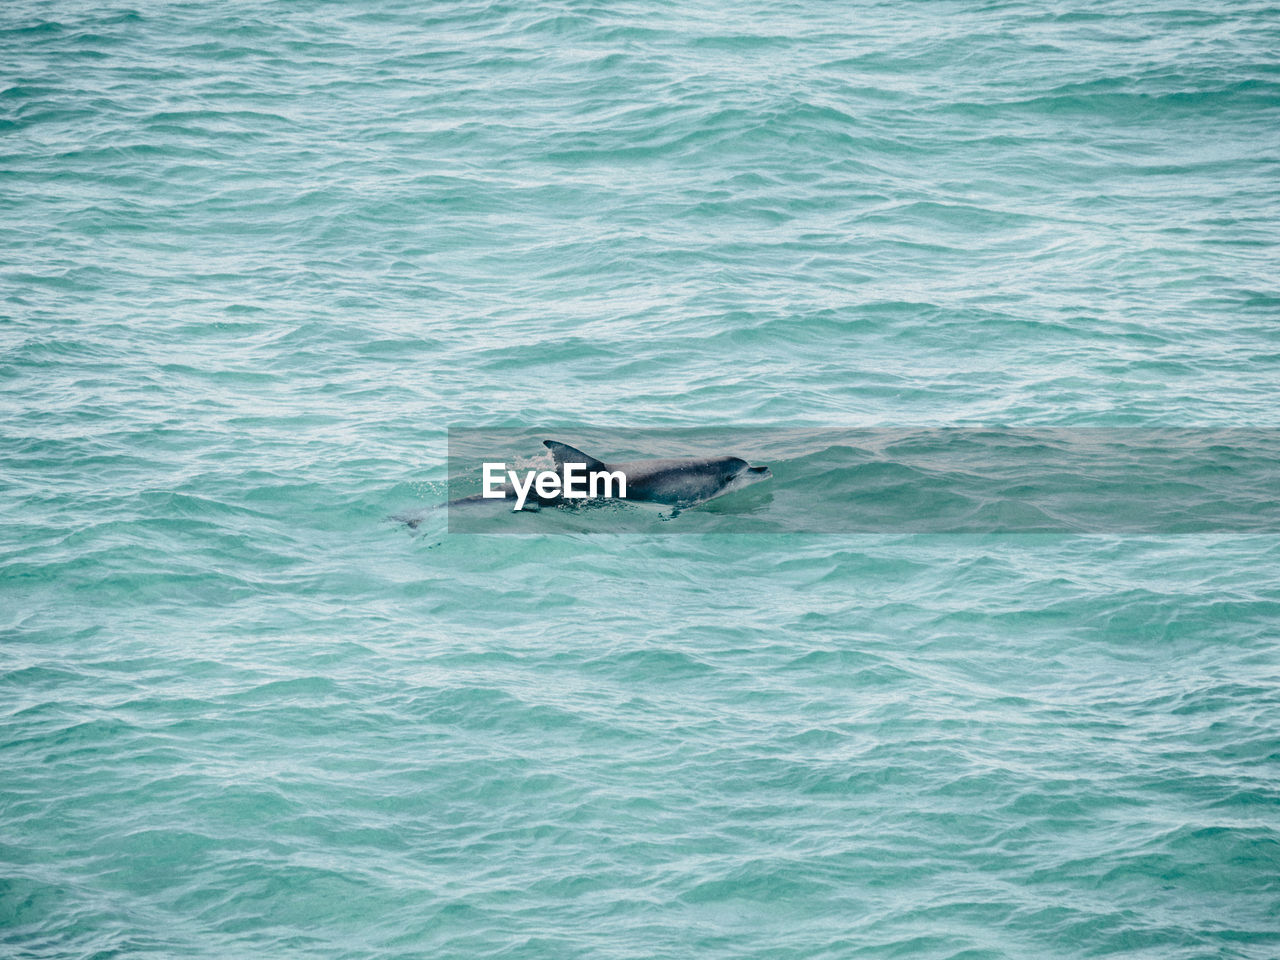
[541,440,771,508]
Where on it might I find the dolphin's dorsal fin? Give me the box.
[543,440,607,473]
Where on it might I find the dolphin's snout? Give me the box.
[749,465,772,477]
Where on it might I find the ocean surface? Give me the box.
[4,1,1280,957]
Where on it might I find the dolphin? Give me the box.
[445,440,772,513]
[541,440,771,508]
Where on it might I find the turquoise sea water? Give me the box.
[4,1,1280,957]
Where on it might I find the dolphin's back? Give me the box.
[616,456,743,505]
